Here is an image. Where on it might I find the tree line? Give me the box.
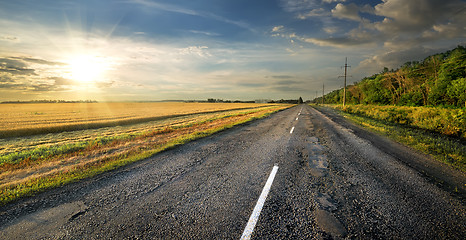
[315,46,466,108]
[1,100,98,104]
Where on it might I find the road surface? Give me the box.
[1,105,465,239]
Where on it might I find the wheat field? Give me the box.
[0,102,270,138]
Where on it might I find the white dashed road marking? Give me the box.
[241,165,279,240]
[290,126,295,134]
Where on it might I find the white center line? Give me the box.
[296,117,299,121]
[290,126,295,134]
[241,165,279,240]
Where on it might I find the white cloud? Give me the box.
[188,30,220,36]
[302,36,375,48]
[331,3,361,22]
[372,0,465,33]
[178,46,212,58]
[323,27,339,34]
[294,0,466,60]
[272,25,285,32]
[297,8,329,19]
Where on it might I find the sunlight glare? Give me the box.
[67,54,109,83]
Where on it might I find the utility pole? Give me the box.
[339,57,351,107]
[322,83,324,105]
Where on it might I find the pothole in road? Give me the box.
[315,208,347,238]
[315,192,347,238]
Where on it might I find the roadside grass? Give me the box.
[0,105,291,206]
[321,105,466,172]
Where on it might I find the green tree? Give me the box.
[447,78,466,107]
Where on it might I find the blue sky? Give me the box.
[0,0,465,101]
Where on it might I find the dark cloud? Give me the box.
[0,68,36,75]
[275,80,300,85]
[0,56,65,77]
[12,57,66,66]
[0,74,14,83]
[30,83,65,92]
[270,75,294,79]
[271,85,301,92]
[0,57,27,69]
[0,57,36,76]
[237,82,265,88]
[0,82,27,89]
[50,77,77,86]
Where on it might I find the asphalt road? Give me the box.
[1,105,465,239]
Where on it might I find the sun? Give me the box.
[66,54,109,83]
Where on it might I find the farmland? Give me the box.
[0,102,292,205]
[0,102,275,138]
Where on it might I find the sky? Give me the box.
[0,0,465,101]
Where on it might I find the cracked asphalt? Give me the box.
[1,105,464,239]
